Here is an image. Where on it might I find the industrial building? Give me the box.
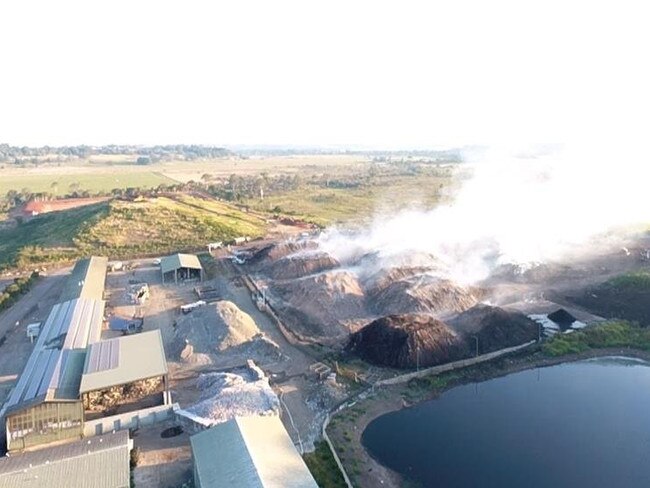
[190,415,318,488]
[1,256,170,452]
[80,330,169,416]
[161,253,203,284]
[0,431,131,488]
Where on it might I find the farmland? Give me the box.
[243,172,454,226]
[0,170,176,195]
[0,153,462,270]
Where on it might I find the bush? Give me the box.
[0,271,39,313]
[542,321,650,357]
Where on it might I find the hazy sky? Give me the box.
[0,1,647,148]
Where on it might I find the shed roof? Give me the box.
[3,298,105,414]
[79,329,168,394]
[161,253,202,275]
[59,256,108,302]
[190,415,318,488]
[0,431,130,488]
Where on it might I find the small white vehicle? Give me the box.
[153,258,162,265]
[180,300,207,314]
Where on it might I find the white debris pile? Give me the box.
[186,362,280,425]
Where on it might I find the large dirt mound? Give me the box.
[269,270,368,343]
[173,300,281,365]
[262,251,340,280]
[348,314,465,368]
[449,304,538,351]
[366,272,478,316]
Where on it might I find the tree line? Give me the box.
[0,144,231,164]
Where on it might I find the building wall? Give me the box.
[6,401,83,451]
[83,403,176,437]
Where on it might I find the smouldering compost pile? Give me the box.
[347,314,464,368]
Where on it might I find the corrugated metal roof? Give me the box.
[0,431,130,488]
[3,298,105,414]
[190,416,318,488]
[79,330,168,394]
[1,257,108,416]
[59,256,108,302]
[160,253,202,275]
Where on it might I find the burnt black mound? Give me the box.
[347,314,465,369]
[449,304,539,353]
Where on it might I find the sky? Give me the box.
[0,0,648,148]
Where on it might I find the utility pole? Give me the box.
[473,335,479,357]
[538,322,543,342]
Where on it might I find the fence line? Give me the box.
[376,340,537,386]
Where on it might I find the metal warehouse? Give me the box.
[190,415,319,488]
[1,256,170,452]
[160,253,204,284]
[0,430,131,488]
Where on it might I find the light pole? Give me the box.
[538,322,543,342]
[472,335,479,357]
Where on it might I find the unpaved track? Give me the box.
[0,270,69,406]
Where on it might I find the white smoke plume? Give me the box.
[318,142,650,284]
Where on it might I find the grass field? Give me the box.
[542,321,650,356]
[0,171,177,195]
[244,173,453,226]
[0,195,266,271]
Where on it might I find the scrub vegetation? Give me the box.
[0,271,39,312]
[0,196,266,271]
[303,441,348,488]
[542,321,650,357]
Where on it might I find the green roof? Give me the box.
[161,253,202,275]
[191,416,318,488]
[59,256,108,302]
[0,431,130,488]
[79,330,168,394]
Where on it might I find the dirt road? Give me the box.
[0,271,69,406]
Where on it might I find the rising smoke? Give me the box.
[318,143,649,284]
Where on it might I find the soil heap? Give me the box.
[348,314,465,368]
[365,270,478,317]
[269,270,368,343]
[449,304,538,352]
[173,300,281,366]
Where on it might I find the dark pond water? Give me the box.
[362,357,650,488]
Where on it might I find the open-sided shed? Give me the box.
[79,330,169,412]
[161,253,203,284]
